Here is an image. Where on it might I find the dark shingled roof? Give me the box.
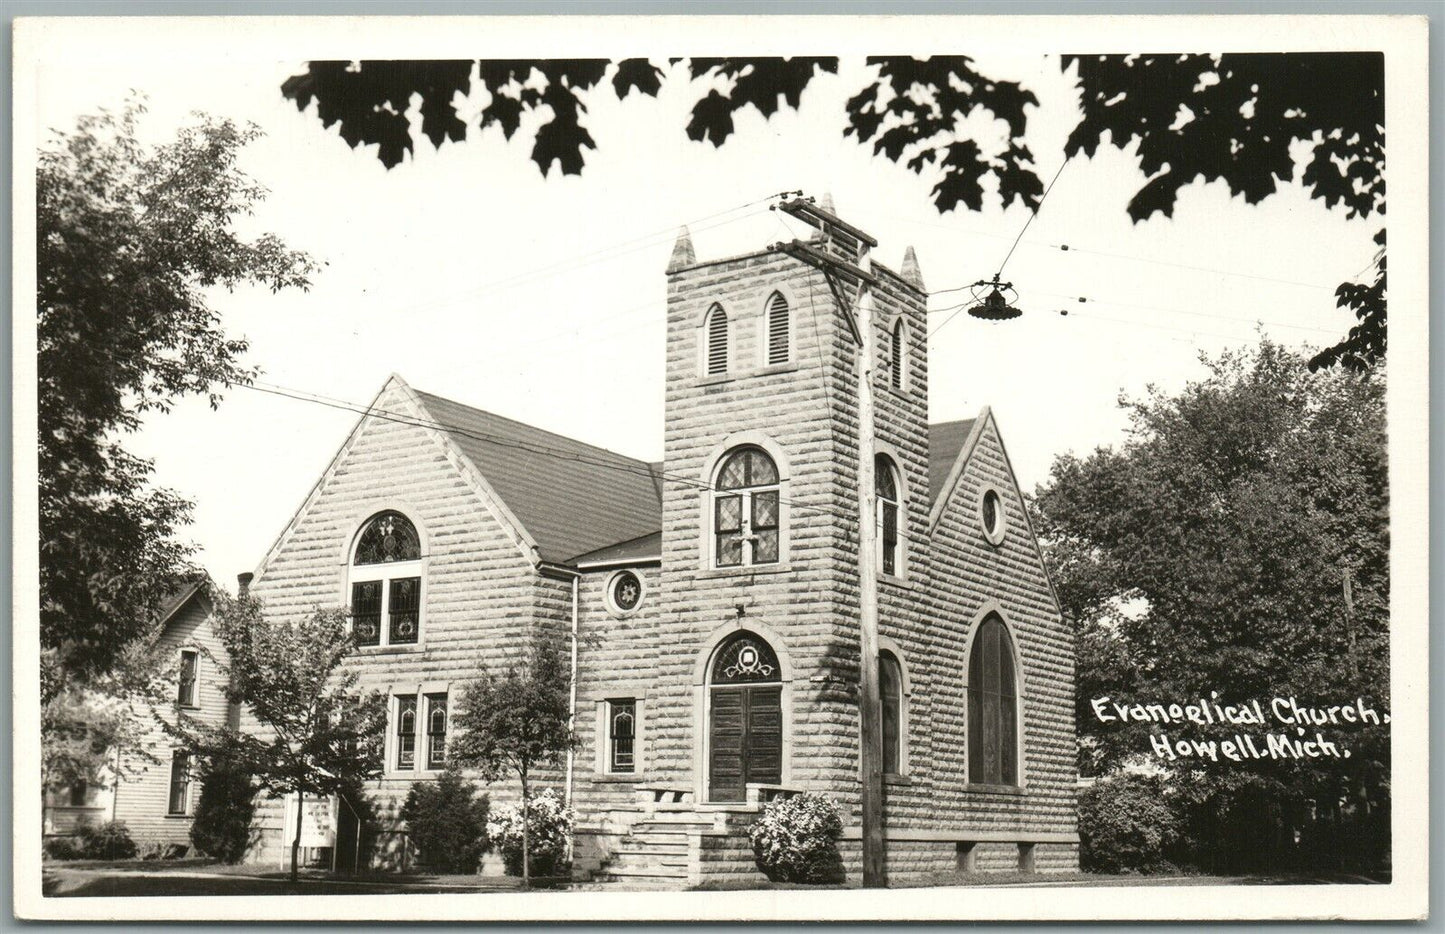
[156,574,211,627]
[413,390,663,565]
[571,531,663,567]
[928,419,977,506]
[413,386,975,566]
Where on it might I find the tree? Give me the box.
[1032,339,1388,868]
[280,53,1382,370]
[169,592,386,881]
[449,637,578,887]
[38,99,316,691]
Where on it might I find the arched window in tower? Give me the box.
[880,650,904,774]
[890,317,906,390]
[705,304,729,376]
[765,292,790,365]
[713,446,780,568]
[349,510,422,647]
[968,614,1019,786]
[876,454,901,577]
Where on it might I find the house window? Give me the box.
[69,780,88,807]
[608,699,636,773]
[349,510,422,647]
[425,693,448,770]
[704,304,729,376]
[890,318,906,390]
[713,446,780,567]
[396,695,417,771]
[968,615,1019,786]
[765,292,790,365]
[177,649,199,707]
[876,455,901,577]
[167,751,191,815]
[880,651,904,775]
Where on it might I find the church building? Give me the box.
[243,201,1078,884]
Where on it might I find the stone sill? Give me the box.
[883,774,913,787]
[696,563,794,580]
[592,773,652,784]
[879,573,913,590]
[355,643,426,656]
[963,783,1026,796]
[693,363,800,390]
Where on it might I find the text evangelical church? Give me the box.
[235,201,1078,883]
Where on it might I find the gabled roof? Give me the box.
[928,419,976,506]
[156,573,213,630]
[411,390,663,565]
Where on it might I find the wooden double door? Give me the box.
[708,684,782,802]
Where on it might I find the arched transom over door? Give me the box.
[708,632,783,802]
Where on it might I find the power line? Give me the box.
[996,157,1070,278]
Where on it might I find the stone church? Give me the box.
[243,202,1078,884]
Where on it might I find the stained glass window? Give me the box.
[426,694,447,770]
[880,652,903,774]
[968,616,1018,786]
[611,572,643,612]
[711,634,781,685]
[396,695,417,770]
[388,577,421,644]
[876,455,900,576]
[351,581,382,646]
[354,511,421,565]
[713,447,781,567]
[609,699,636,773]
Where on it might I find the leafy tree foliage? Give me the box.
[1033,339,1388,862]
[169,593,386,881]
[38,100,315,689]
[1063,53,1385,371]
[450,637,578,887]
[189,750,261,863]
[399,770,491,874]
[1077,774,1181,874]
[280,53,1383,369]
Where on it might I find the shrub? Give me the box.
[190,755,260,863]
[486,789,575,879]
[400,771,491,874]
[748,792,845,884]
[43,836,84,861]
[77,820,138,860]
[1078,773,1181,874]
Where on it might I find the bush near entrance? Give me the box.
[749,792,845,884]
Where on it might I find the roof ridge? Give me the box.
[411,387,657,469]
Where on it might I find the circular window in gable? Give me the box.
[980,487,1006,546]
[607,571,645,615]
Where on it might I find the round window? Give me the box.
[610,571,643,613]
[981,488,1006,545]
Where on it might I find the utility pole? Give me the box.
[772,195,886,887]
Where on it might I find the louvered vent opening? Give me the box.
[707,307,729,375]
[890,319,905,389]
[767,293,789,365]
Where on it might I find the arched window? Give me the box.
[890,318,906,390]
[880,651,904,775]
[765,292,790,365]
[875,454,901,577]
[713,446,780,567]
[968,615,1019,786]
[704,304,729,376]
[349,510,422,647]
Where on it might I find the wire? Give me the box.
[996,157,1070,278]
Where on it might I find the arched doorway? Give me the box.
[708,632,783,802]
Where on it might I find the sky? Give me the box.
[31,41,1378,590]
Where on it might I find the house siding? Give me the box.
[111,591,226,851]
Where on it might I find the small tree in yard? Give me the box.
[171,591,386,881]
[450,637,578,887]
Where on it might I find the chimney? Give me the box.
[236,572,254,598]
